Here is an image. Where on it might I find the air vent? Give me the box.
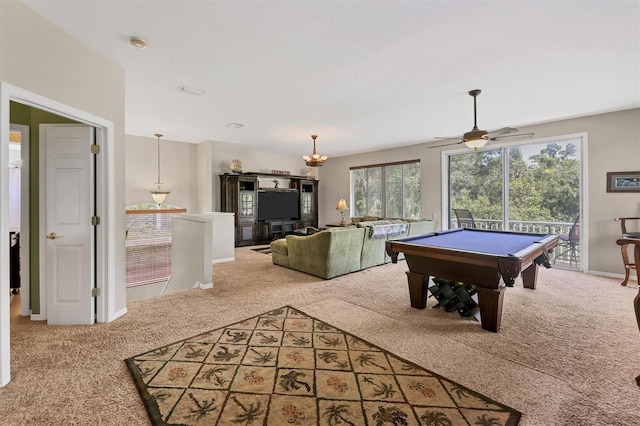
[178,86,205,96]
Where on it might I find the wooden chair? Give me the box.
[453,209,476,229]
[615,217,640,286]
[616,237,640,386]
[554,215,580,267]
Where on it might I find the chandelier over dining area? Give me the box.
[150,133,170,205]
[303,134,328,167]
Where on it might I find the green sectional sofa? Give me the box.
[270,218,437,279]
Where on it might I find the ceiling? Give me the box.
[23,0,640,157]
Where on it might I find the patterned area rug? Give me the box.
[251,246,272,255]
[125,306,521,425]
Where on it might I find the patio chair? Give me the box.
[554,215,580,267]
[453,209,476,229]
[615,217,640,286]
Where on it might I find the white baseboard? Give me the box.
[587,269,637,281]
[212,256,234,264]
[197,282,214,290]
[109,307,128,322]
[30,314,45,321]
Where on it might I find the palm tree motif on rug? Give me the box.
[125,306,521,425]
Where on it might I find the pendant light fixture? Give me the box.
[150,133,170,205]
[462,90,489,150]
[303,134,328,167]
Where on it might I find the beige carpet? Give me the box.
[1,246,639,425]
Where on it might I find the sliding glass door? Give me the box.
[447,137,582,269]
[449,148,504,230]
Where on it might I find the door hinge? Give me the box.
[92,287,100,297]
[91,216,100,226]
[91,144,100,154]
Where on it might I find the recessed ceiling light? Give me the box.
[179,86,205,96]
[226,123,245,129]
[130,37,147,49]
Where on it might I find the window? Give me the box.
[351,160,421,219]
[446,138,583,269]
[125,205,186,287]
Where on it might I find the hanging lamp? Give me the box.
[303,134,328,167]
[150,133,170,205]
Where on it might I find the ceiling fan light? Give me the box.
[464,138,489,150]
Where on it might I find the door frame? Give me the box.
[440,132,589,271]
[0,81,117,387]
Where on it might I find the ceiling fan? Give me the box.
[429,89,534,150]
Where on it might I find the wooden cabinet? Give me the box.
[220,174,258,246]
[220,173,319,246]
[290,178,318,229]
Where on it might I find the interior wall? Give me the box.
[0,1,126,312]
[196,141,212,213]
[125,134,198,212]
[204,141,319,212]
[319,108,640,277]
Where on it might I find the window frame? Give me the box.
[441,133,588,271]
[350,159,421,219]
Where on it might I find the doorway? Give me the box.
[445,134,587,271]
[1,82,119,388]
[8,124,29,317]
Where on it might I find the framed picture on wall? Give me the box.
[606,171,640,193]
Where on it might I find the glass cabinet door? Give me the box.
[301,192,312,215]
[240,192,254,217]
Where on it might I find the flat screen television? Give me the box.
[258,190,299,221]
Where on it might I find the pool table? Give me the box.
[385,228,559,332]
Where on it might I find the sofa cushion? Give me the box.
[350,216,381,223]
[356,220,399,268]
[285,227,365,279]
[405,219,438,237]
[270,238,289,267]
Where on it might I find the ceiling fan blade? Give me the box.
[434,136,462,140]
[487,127,518,138]
[428,140,464,149]
[490,132,534,141]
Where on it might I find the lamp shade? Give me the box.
[336,199,349,211]
[151,190,170,205]
[463,137,489,150]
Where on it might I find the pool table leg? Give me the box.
[406,272,428,309]
[475,286,506,332]
[521,263,539,289]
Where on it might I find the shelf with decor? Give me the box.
[220,173,318,246]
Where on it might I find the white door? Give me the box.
[42,124,95,325]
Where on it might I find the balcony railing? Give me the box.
[449,219,579,269]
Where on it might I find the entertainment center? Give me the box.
[220,173,318,246]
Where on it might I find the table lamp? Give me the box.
[336,199,349,225]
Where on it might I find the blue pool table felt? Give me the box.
[400,229,547,257]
